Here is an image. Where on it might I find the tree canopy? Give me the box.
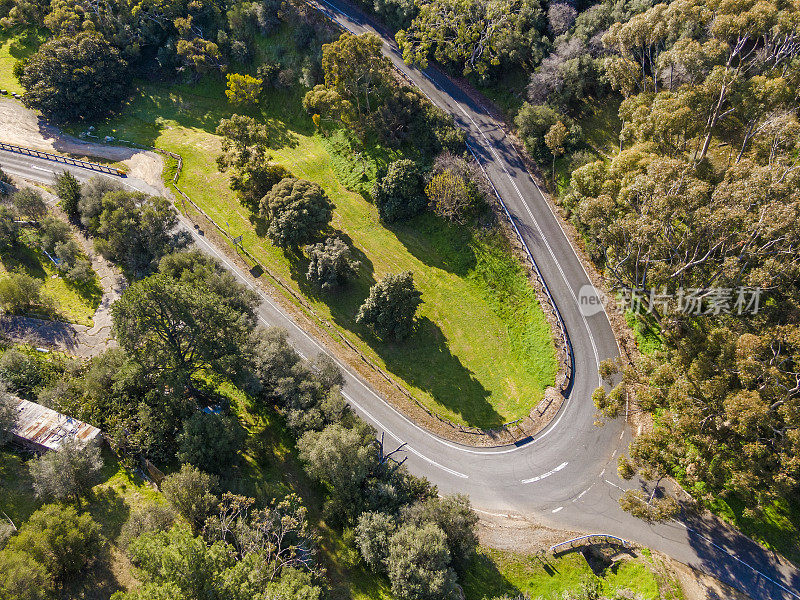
[20,32,128,121]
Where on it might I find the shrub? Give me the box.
[305,236,360,291]
[177,412,245,475]
[161,464,219,532]
[6,504,101,580]
[0,273,49,315]
[29,438,104,504]
[371,159,426,223]
[119,504,177,549]
[0,549,52,600]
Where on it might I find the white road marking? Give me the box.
[342,389,469,479]
[551,506,564,513]
[30,165,52,172]
[521,461,568,484]
[573,485,593,502]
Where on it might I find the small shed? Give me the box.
[7,398,101,453]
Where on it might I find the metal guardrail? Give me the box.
[0,141,125,176]
[550,534,632,554]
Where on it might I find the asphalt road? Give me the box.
[2,50,799,598]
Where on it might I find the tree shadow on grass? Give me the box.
[388,213,477,278]
[1,242,47,279]
[462,551,522,600]
[87,485,129,542]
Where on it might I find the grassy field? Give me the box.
[81,76,557,428]
[0,229,102,326]
[0,27,44,95]
[462,547,679,600]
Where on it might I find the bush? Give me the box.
[118,504,177,549]
[356,272,422,340]
[305,236,360,291]
[161,464,219,531]
[177,412,245,475]
[0,549,52,600]
[371,159,426,223]
[0,273,49,315]
[355,511,397,570]
[0,206,19,250]
[6,504,101,580]
[11,188,46,221]
[260,178,334,248]
[29,438,104,503]
[386,522,458,600]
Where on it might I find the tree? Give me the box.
[305,236,360,291]
[544,120,568,181]
[87,190,185,276]
[401,495,478,572]
[177,412,245,475]
[298,423,378,520]
[6,504,101,580]
[515,103,560,160]
[11,188,46,221]
[161,465,219,532]
[0,391,16,446]
[386,522,458,600]
[204,492,317,578]
[0,549,52,600]
[355,511,397,570]
[0,207,19,251]
[29,438,104,504]
[547,2,577,35]
[216,113,291,212]
[371,159,426,223]
[321,33,390,123]
[19,32,128,121]
[112,270,257,386]
[225,73,263,106]
[54,171,81,218]
[260,178,334,248]
[125,524,233,599]
[0,273,49,315]
[396,0,547,77]
[356,272,422,340]
[425,170,483,224]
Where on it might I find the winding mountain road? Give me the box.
[2,8,799,594]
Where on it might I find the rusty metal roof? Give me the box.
[9,398,101,452]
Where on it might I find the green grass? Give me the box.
[0,27,45,95]
[463,548,663,600]
[80,75,557,428]
[0,229,102,326]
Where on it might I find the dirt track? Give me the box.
[0,98,165,191]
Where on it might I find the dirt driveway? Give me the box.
[0,98,166,192]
